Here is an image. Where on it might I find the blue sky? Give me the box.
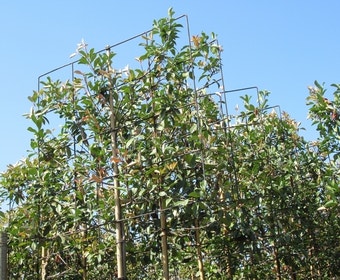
[1,1,340,172]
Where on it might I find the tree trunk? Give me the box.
[41,246,47,280]
[111,97,126,279]
[160,197,169,280]
[0,233,7,280]
[107,47,126,279]
[273,245,281,280]
[308,227,319,279]
[81,225,88,280]
[195,218,205,280]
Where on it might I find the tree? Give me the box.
[307,81,340,209]
[1,9,339,280]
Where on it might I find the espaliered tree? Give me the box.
[1,9,340,280]
[0,9,223,280]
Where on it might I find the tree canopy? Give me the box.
[0,9,339,280]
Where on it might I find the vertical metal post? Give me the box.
[0,232,8,280]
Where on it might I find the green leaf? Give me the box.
[165,197,172,206]
[159,191,167,197]
[125,137,135,148]
[324,200,337,208]
[174,199,189,207]
[188,191,201,198]
[27,127,37,134]
[190,123,197,133]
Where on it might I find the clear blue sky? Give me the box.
[1,1,340,172]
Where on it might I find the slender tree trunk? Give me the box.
[107,47,126,279]
[74,174,88,280]
[111,94,126,279]
[273,245,281,280]
[41,246,47,280]
[81,225,88,280]
[113,165,126,279]
[159,197,169,280]
[308,228,319,279]
[217,176,233,278]
[194,218,205,280]
[0,232,8,280]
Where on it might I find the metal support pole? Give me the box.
[0,232,8,280]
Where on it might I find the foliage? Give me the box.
[0,9,339,279]
[306,81,340,209]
